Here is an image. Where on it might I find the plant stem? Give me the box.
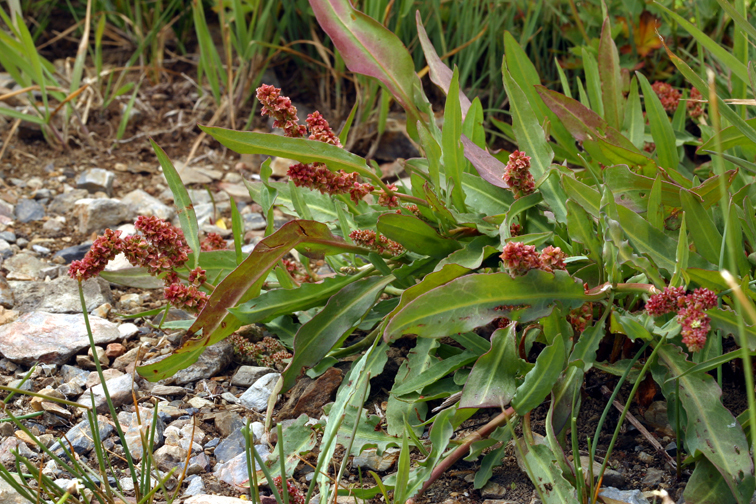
[407,407,516,502]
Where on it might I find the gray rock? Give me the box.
[183,475,205,496]
[0,437,21,464]
[60,365,89,385]
[14,199,45,223]
[597,488,650,504]
[0,275,13,308]
[10,276,112,313]
[121,189,175,221]
[48,189,89,215]
[214,429,246,464]
[185,495,250,504]
[0,232,15,242]
[231,366,276,388]
[194,203,215,227]
[118,322,139,339]
[76,373,134,412]
[214,411,244,438]
[163,341,233,386]
[123,409,165,460]
[74,198,133,234]
[77,168,115,196]
[238,372,280,412]
[0,312,120,365]
[579,456,625,487]
[0,199,14,219]
[53,244,91,264]
[352,448,399,472]
[0,239,12,259]
[0,473,30,503]
[50,416,114,458]
[642,467,665,487]
[33,188,52,200]
[242,213,266,231]
[4,253,48,281]
[7,378,32,390]
[221,392,239,404]
[214,446,270,488]
[32,245,51,255]
[151,385,186,397]
[480,480,508,499]
[154,444,186,472]
[182,452,211,475]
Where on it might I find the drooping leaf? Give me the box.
[377,214,461,258]
[384,270,592,341]
[459,325,524,409]
[282,275,394,391]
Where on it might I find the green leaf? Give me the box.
[339,411,400,456]
[647,175,664,230]
[517,443,579,503]
[624,76,644,150]
[386,338,437,436]
[512,336,566,415]
[684,458,739,504]
[459,325,523,409]
[265,415,317,478]
[230,272,369,324]
[384,270,590,341]
[99,267,165,289]
[201,126,374,180]
[680,190,722,265]
[310,0,425,137]
[246,181,337,222]
[636,73,679,170]
[459,171,513,215]
[502,64,554,180]
[657,344,755,503]
[567,200,601,263]
[582,48,603,117]
[281,275,393,391]
[441,68,467,212]
[699,118,756,152]
[150,139,200,268]
[391,350,478,397]
[598,18,623,130]
[377,214,461,258]
[708,307,756,351]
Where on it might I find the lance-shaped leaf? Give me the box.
[264,415,317,478]
[246,181,338,222]
[386,338,437,436]
[139,221,368,382]
[309,0,423,130]
[460,135,509,188]
[384,269,591,341]
[512,336,566,415]
[708,307,756,351]
[391,350,478,396]
[281,275,394,391]
[657,344,755,503]
[685,458,739,504]
[680,190,722,265]
[415,11,471,119]
[598,18,623,130]
[443,68,468,212]
[637,73,679,170]
[201,125,374,180]
[229,272,370,324]
[377,213,461,258]
[151,139,200,268]
[698,118,756,153]
[459,325,524,409]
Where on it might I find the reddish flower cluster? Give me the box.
[68,216,210,313]
[568,303,593,334]
[509,223,522,237]
[229,334,292,368]
[257,84,375,204]
[651,81,681,112]
[378,183,400,208]
[503,151,535,199]
[688,87,704,118]
[200,232,227,251]
[499,242,567,278]
[273,477,305,504]
[68,229,123,281]
[256,84,307,138]
[349,229,404,256]
[646,286,718,352]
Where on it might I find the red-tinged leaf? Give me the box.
[535,86,640,154]
[633,11,663,58]
[459,325,525,409]
[598,18,623,130]
[138,221,369,381]
[310,0,423,129]
[461,135,509,189]
[415,11,471,120]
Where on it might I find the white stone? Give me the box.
[238,372,281,411]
